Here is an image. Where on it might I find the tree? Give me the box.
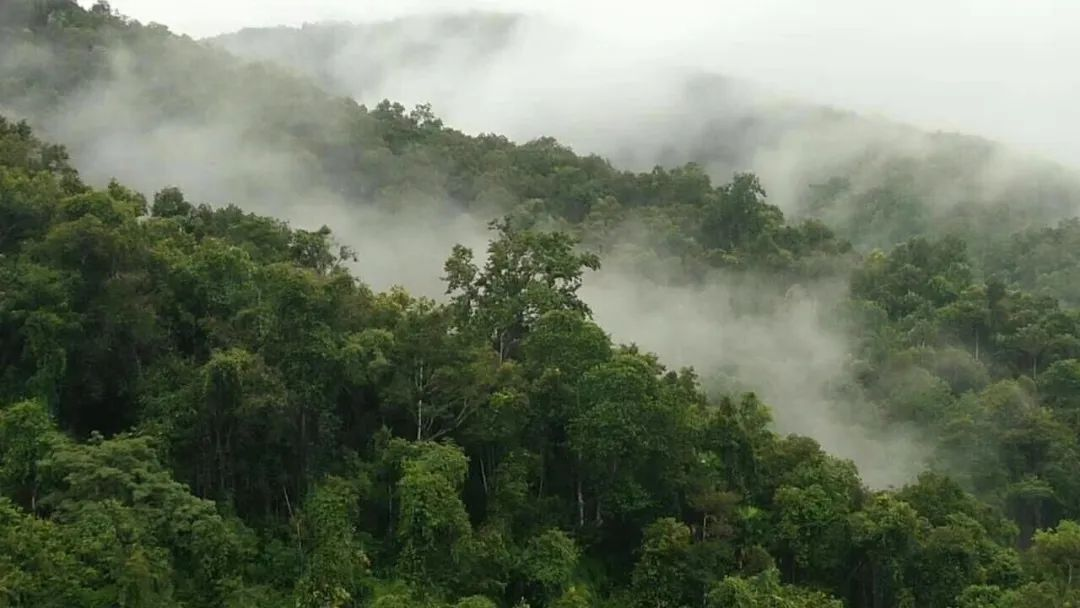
[191,348,288,505]
[0,400,57,512]
[518,529,580,605]
[294,476,371,608]
[937,285,992,360]
[699,172,784,253]
[444,218,599,363]
[0,411,246,606]
[849,494,919,608]
[772,483,852,585]
[1039,359,1080,425]
[567,353,682,526]
[707,568,843,608]
[907,514,1021,608]
[1026,520,1080,592]
[381,298,500,442]
[630,518,694,608]
[151,187,192,218]
[394,442,473,589]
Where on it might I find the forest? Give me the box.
[2,1,1080,607]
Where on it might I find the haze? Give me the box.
[91,0,1080,169]
[34,0,1071,489]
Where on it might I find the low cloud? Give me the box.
[583,261,930,488]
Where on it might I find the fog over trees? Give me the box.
[2,2,1080,607]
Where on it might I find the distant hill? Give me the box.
[207,13,523,101]
[211,15,1080,253]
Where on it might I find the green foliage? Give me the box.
[2,3,1080,606]
[630,518,694,608]
[293,476,371,608]
[519,529,579,596]
[455,597,498,608]
[707,568,843,608]
[395,442,473,589]
[1026,520,1080,592]
[0,400,57,511]
[445,218,600,362]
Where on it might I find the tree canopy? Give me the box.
[2,2,1080,607]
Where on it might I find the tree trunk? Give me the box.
[387,482,395,536]
[298,407,307,494]
[577,478,585,527]
[416,398,423,441]
[872,562,883,608]
[415,361,425,441]
[479,454,489,495]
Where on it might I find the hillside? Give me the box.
[212,15,1080,254]
[2,2,1080,607]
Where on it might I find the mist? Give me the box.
[12,1,1069,487]
[583,262,930,488]
[202,5,1080,240]
[100,0,1080,170]
[2,38,494,299]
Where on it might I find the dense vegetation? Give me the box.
[2,2,1080,607]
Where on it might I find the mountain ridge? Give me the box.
[207,13,1080,253]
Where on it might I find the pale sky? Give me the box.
[90,0,1080,168]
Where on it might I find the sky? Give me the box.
[89,0,1080,168]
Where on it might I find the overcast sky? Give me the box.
[91,0,1080,168]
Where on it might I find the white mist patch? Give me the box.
[301,200,491,298]
[581,266,931,489]
[4,41,494,298]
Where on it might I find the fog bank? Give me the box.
[102,0,1080,169]
[583,264,929,488]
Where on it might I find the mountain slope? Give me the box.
[4,3,1080,607]
[212,15,1080,253]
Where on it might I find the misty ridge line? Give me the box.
[95,0,1080,171]
[207,12,1080,247]
[7,7,1077,489]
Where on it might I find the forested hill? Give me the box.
[209,14,1080,253]
[3,2,1080,608]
